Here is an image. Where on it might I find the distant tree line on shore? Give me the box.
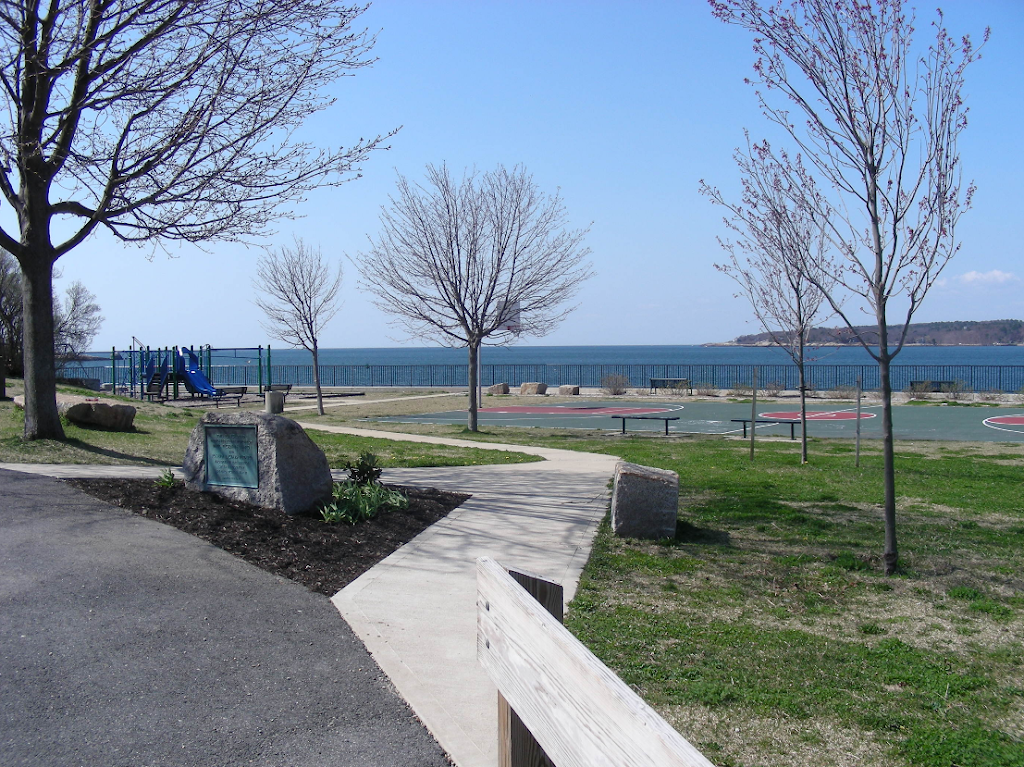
[731,320,1024,347]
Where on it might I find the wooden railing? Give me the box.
[477,557,716,767]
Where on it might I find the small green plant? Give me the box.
[155,468,176,488]
[344,451,383,485]
[948,586,985,601]
[319,480,408,525]
[859,623,887,635]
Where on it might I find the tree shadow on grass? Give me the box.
[60,437,171,466]
[672,520,732,546]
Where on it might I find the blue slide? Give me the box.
[177,348,219,397]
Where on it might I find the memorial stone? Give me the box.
[183,411,332,514]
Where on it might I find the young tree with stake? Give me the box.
[254,240,343,417]
[0,1,393,440]
[712,0,985,574]
[356,164,592,431]
[701,137,835,464]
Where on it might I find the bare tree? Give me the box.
[701,137,835,464]
[0,1,394,440]
[254,239,343,416]
[356,164,592,431]
[53,280,104,363]
[712,0,986,573]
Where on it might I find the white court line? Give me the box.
[982,414,1024,435]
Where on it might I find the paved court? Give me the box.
[374,400,1024,442]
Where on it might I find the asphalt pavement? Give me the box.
[0,468,451,767]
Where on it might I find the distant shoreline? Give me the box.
[704,342,1021,348]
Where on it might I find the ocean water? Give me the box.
[244,344,1024,368]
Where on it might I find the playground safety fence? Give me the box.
[64,362,1024,394]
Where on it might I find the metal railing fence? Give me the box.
[62,362,1024,394]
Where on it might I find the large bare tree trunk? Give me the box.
[20,256,63,440]
[312,342,324,416]
[0,337,6,399]
[467,340,479,432]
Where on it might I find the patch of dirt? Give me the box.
[65,478,469,597]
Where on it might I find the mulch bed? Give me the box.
[65,478,469,597]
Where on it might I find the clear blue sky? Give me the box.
[54,0,1023,352]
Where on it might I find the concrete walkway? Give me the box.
[298,424,618,767]
[1,425,620,767]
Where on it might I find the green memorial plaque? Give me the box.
[205,425,258,489]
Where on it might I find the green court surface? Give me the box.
[372,400,1024,442]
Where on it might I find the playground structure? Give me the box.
[108,344,274,402]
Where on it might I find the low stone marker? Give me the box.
[520,382,548,395]
[558,385,580,395]
[488,383,510,395]
[183,410,333,515]
[610,461,678,540]
[14,393,136,431]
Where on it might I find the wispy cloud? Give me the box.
[956,269,1019,285]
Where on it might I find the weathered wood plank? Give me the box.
[499,569,562,767]
[477,557,717,767]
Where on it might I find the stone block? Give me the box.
[558,385,580,395]
[18,393,138,431]
[610,461,678,540]
[488,383,510,395]
[183,410,333,515]
[520,382,548,395]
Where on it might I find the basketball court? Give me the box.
[373,400,1024,442]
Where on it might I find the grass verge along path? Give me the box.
[0,388,539,469]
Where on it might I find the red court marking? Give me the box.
[984,415,1024,426]
[760,410,876,421]
[479,406,671,416]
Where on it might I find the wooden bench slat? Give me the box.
[477,558,716,767]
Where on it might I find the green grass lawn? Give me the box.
[556,438,1023,767]
[0,387,539,469]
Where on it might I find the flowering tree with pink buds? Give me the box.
[701,136,836,465]
[710,0,987,574]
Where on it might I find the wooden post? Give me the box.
[499,568,563,767]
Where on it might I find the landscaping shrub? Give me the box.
[601,374,630,396]
[694,381,718,397]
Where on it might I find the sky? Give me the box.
[47,0,1024,352]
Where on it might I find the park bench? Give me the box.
[214,386,247,407]
[268,383,292,402]
[909,380,958,393]
[611,414,680,435]
[731,418,801,440]
[649,377,692,395]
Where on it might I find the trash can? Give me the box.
[265,390,285,414]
